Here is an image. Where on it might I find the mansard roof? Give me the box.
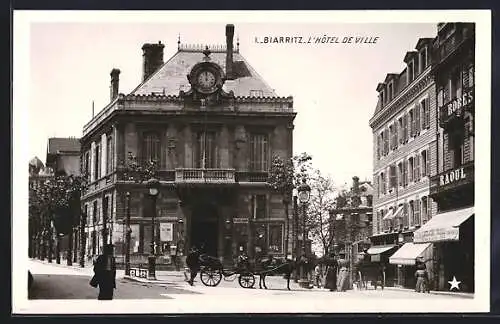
[131,45,277,98]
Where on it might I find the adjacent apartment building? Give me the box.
[414,23,475,293]
[369,35,438,289]
[79,24,296,267]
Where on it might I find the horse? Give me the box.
[257,256,296,290]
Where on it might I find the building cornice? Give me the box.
[369,66,434,129]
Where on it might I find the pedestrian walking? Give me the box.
[324,253,338,291]
[337,258,349,292]
[415,258,429,293]
[314,264,323,288]
[90,244,116,300]
[186,246,201,286]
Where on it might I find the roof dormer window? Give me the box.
[407,60,415,83]
[419,47,428,72]
[388,81,394,101]
[249,90,263,97]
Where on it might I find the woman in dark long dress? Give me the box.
[324,254,338,291]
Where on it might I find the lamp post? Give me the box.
[147,178,160,280]
[124,191,131,276]
[176,218,184,272]
[297,178,311,289]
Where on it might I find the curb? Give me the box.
[384,286,474,298]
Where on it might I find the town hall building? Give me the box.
[80,24,295,268]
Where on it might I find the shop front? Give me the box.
[413,206,474,292]
[365,245,397,287]
[389,242,433,289]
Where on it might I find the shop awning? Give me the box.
[413,207,474,243]
[389,242,432,265]
[366,245,396,255]
[393,206,404,218]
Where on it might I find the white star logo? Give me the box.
[448,276,461,291]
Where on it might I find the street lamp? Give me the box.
[147,177,160,280]
[124,191,131,276]
[297,178,311,289]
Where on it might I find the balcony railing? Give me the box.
[439,88,474,127]
[235,171,268,183]
[430,162,474,195]
[175,168,235,184]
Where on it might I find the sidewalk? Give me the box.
[29,258,187,283]
[384,286,474,298]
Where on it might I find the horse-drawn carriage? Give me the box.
[198,254,298,290]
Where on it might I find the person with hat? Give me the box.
[91,244,117,300]
[324,252,338,291]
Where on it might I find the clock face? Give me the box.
[197,70,216,89]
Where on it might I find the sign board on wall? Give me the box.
[160,223,173,241]
[413,227,459,243]
[233,218,249,224]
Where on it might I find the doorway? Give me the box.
[190,203,219,257]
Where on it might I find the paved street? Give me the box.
[21,259,477,314]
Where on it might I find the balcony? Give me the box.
[439,88,474,128]
[235,171,268,183]
[430,162,474,196]
[175,168,235,184]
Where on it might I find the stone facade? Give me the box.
[80,25,295,267]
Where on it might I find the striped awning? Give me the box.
[414,207,474,243]
[389,243,432,265]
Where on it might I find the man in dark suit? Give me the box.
[92,244,117,300]
[186,246,201,286]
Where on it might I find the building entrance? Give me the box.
[190,203,219,257]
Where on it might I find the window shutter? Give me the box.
[377,135,381,159]
[402,159,407,186]
[415,104,421,134]
[426,150,430,177]
[385,129,390,155]
[416,154,421,181]
[411,110,416,137]
[415,199,421,226]
[403,203,408,228]
[424,98,430,129]
[394,123,398,148]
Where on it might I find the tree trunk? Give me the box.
[67,229,73,266]
[79,212,87,268]
[56,235,61,264]
[284,201,289,258]
[48,229,53,263]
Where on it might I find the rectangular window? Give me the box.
[250,134,269,171]
[403,203,409,228]
[402,159,408,186]
[388,82,393,101]
[255,195,267,219]
[84,151,90,180]
[403,113,408,142]
[93,200,98,225]
[398,162,404,187]
[408,61,414,82]
[268,224,284,254]
[415,153,421,181]
[409,109,415,137]
[420,47,427,71]
[384,129,389,155]
[196,131,216,168]
[106,136,113,174]
[94,145,100,180]
[438,88,444,108]
[389,164,397,190]
[141,224,153,254]
[414,199,421,226]
[398,118,404,144]
[249,90,264,97]
[409,201,414,228]
[468,65,474,88]
[421,99,430,129]
[377,134,381,160]
[408,157,414,183]
[450,70,462,100]
[421,150,428,177]
[421,197,428,223]
[143,132,161,166]
[415,104,421,134]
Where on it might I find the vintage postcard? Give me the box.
[13,10,491,313]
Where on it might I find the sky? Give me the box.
[27,18,437,187]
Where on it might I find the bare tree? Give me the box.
[306,170,337,257]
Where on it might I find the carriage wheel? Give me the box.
[200,268,222,287]
[238,273,255,289]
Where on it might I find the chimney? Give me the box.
[110,68,120,101]
[142,41,165,81]
[225,24,234,80]
[352,176,360,194]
